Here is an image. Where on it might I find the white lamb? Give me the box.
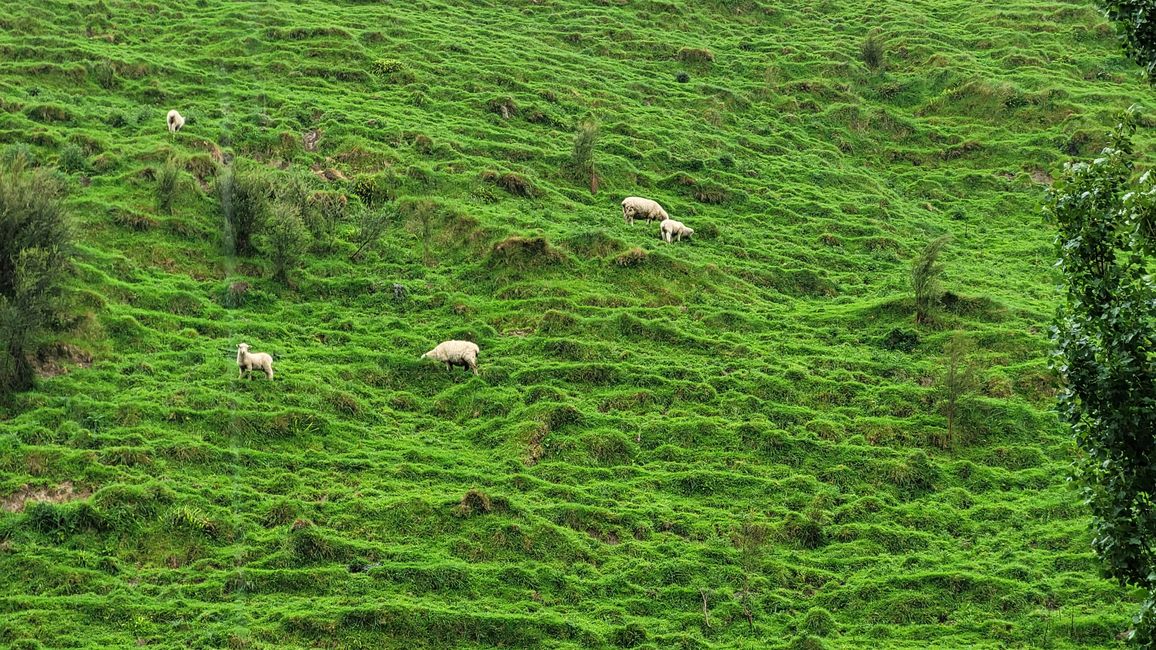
[167,109,185,135]
[236,343,274,380]
[621,196,669,226]
[421,340,480,376]
[660,219,694,243]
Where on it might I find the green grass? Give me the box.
[0,0,1151,647]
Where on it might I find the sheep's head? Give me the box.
[685,227,694,236]
[238,343,250,353]
[420,350,432,360]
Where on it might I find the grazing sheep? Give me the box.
[236,343,274,380]
[167,110,185,135]
[621,196,669,226]
[421,340,480,376]
[660,218,694,243]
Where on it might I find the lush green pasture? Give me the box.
[0,0,1151,647]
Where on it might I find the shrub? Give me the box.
[306,191,347,240]
[350,204,396,261]
[0,160,72,395]
[216,163,270,255]
[263,205,309,284]
[675,72,691,83]
[911,235,950,324]
[278,173,312,224]
[2,144,35,167]
[57,143,86,174]
[861,33,885,70]
[155,158,181,215]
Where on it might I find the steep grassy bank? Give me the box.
[0,0,1151,647]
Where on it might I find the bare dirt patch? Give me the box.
[2,481,91,513]
[32,343,93,379]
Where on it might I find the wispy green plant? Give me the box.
[912,235,950,325]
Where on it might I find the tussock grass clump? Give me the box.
[801,607,837,637]
[615,247,647,267]
[488,235,566,269]
[880,328,919,352]
[563,230,623,258]
[780,511,825,549]
[677,47,715,64]
[912,235,950,324]
[568,119,599,192]
[154,158,181,215]
[481,170,537,197]
[861,33,885,70]
[487,96,517,119]
[455,488,493,517]
[288,519,347,563]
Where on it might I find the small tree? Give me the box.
[216,163,269,256]
[1097,0,1156,83]
[264,205,309,284]
[279,172,312,227]
[1048,107,1156,646]
[0,160,72,395]
[911,235,950,324]
[568,119,599,194]
[935,332,977,448]
[350,204,397,261]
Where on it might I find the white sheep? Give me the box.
[167,109,185,135]
[236,343,274,380]
[621,196,669,226]
[660,218,694,243]
[421,340,480,376]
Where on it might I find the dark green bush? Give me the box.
[216,162,270,255]
[0,161,72,395]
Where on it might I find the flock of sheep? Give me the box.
[165,111,691,381]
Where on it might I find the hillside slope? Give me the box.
[0,0,1151,647]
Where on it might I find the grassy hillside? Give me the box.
[0,0,1151,647]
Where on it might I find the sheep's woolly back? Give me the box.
[621,196,669,223]
[422,340,480,362]
[661,219,693,241]
[167,109,185,133]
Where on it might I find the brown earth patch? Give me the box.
[2,481,91,513]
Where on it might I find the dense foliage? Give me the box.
[1049,108,1156,647]
[0,161,72,395]
[1099,0,1156,82]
